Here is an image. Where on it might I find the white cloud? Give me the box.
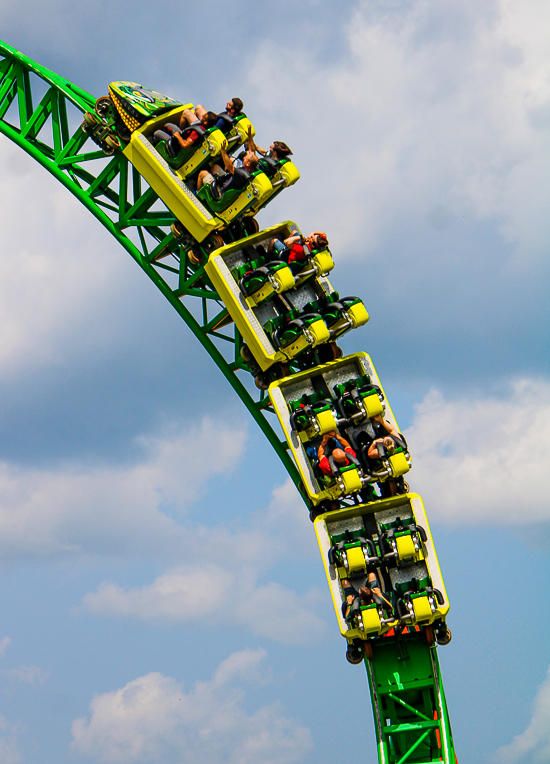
[71,649,313,764]
[80,477,326,645]
[247,0,550,264]
[0,638,10,658]
[0,418,245,559]
[405,378,550,524]
[495,665,550,763]
[81,563,325,646]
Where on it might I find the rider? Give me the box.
[152,106,218,157]
[197,138,259,200]
[318,430,357,476]
[269,230,329,266]
[341,573,393,620]
[215,97,244,133]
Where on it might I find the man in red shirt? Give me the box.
[268,230,328,266]
[318,430,356,476]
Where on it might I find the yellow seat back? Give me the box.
[272,266,295,293]
[389,451,410,478]
[315,408,337,435]
[279,161,300,187]
[347,302,369,328]
[345,546,366,574]
[360,606,382,634]
[363,394,384,419]
[313,251,334,275]
[235,117,255,142]
[341,468,362,495]
[306,318,330,347]
[395,534,417,562]
[412,595,433,622]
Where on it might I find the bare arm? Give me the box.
[173,132,197,151]
[220,141,235,174]
[245,125,258,155]
[318,431,337,459]
[367,438,383,459]
[283,234,302,247]
[335,433,352,450]
[374,415,399,438]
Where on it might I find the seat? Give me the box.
[271,312,330,352]
[289,394,339,441]
[153,125,225,178]
[238,261,295,305]
[334,375,385,423]
[396,584,445,626]
[328,537,379,576]
[346,595,395,635]
[379,520,427,567]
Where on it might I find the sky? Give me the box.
[0,0,549,762]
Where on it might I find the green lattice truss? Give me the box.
[0,39,300,487]
[0,41,458,764]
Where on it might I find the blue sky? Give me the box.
[0,0,549,762]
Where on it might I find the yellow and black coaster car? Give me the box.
[204,224,369,372]
[314,493,450,642]
[268,352,411,504]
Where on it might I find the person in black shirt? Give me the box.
[197,139,258,200]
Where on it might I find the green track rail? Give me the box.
[0,40,458,764]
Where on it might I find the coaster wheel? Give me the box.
[203,234,225,255]
[95,96,116,121]
[254,372,270,390]
[243,216,260,235]
[105,134,121,151]
[116,120,132,142]
[346,642,364,665]
[436,627,452,646]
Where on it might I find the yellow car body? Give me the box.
[123,105,272,242]
[204,222,344,371]
[314,493,450,640]
[268,352,404,505]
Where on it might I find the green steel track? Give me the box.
[0,40,458,764]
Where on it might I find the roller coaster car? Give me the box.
[269,353,409,506]
[88,84,270,243]
[123,110,272,242]
[204,223,356,374]
[314,494,450,643]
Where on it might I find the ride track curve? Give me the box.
[0,40,458,764]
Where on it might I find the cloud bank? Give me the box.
[0,419,245,560]
[71,649,313,764]
[405,378,550,524]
